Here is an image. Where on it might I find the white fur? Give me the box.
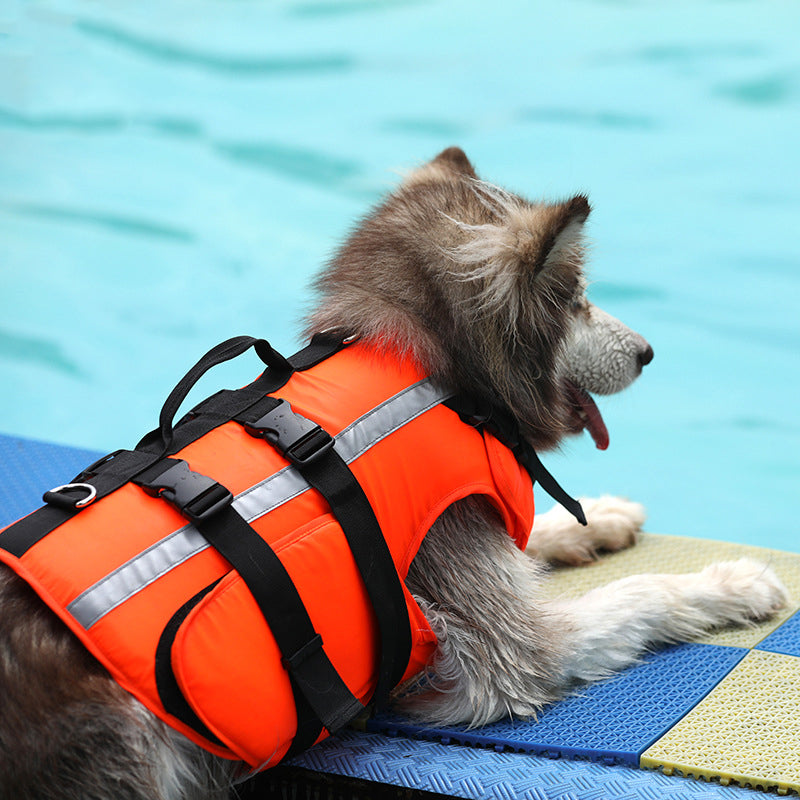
[440,180,586,333]
[528,495,645,565]
[564,303,651,394]
[554,558,789,683]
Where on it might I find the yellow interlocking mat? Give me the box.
[545,533,800,794]
[642,650,800,795]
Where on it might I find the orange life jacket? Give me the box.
[0,338,536,770]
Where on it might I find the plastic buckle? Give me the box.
[139,460,232,523]
[244,400,334,466]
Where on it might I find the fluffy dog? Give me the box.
[0,147,788,799]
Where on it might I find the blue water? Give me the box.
[1,1,798,549]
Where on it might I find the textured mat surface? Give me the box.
[369,534,800,796]
[642,649,800,795]
[290,729,760,800]
[369,644,747,767]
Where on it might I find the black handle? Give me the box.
[143,336,292,456]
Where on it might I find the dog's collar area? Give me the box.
[444,394,587,526]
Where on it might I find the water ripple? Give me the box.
[76,19,355,75]
[0,107,208,141]
[0,107,125,133]
[214,141,363,190]
[0,328,84,377]
[519,107,657,130]
[290,0,423,18]
[4,202,195,243]
[594,43,766,66]
[714,72,796,106]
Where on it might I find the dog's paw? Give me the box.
[528,495,645,566]
[579,495,645,551]
[700,558,790,623]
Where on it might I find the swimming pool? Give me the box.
[1,0,798,549]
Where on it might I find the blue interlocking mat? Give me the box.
[368,643,749,767]
[4,432,800,798]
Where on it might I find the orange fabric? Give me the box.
[0,344,534,769]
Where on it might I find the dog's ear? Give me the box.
[447,190,590,279]
[403,147,478,186]
[431,147,477,177]
[445,191,590,324]
[524,194,591,278]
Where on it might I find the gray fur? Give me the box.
[0,564,233,800]
[401,498,568,727]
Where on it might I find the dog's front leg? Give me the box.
[527,495,644,565]
[551,558,789,684]
[401,498,573,727]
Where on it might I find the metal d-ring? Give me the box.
[47,482,97,508]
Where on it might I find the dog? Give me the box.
[0,147,788,799]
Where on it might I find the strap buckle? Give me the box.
[244,400,334,466]
[138,460,232,523]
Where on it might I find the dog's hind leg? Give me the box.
[527,495,644,566]
[0,566,233,800]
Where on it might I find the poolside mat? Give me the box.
[369,533,800,795]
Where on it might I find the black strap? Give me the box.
[155,578,227,747]
[135,333,348,457]
[196,507,364,737]
[444,395,586,526]
[154,576,325,756]
[297,451,411,706]
[0,449,163,558]
[136,336,292,457]
[515,445,587,526]
[237,400,413,710]
[0,335,349,559]
[135,459,364,742]
[0,504,80,559]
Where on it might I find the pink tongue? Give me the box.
[570,385,609,450]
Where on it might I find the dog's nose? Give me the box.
[638,344,654,368]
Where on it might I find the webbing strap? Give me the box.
[235,399,412,710]
[134,458,363,746]
[195,506,364,737]
[0,449,161,558]
[154,578,227,748]
[294,451,412,706]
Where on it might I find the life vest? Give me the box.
[0,335,578,771]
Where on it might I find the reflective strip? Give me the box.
[68,379,452,629]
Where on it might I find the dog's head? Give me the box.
[308,147,652,451]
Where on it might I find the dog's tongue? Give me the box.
[568,383,609,451]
